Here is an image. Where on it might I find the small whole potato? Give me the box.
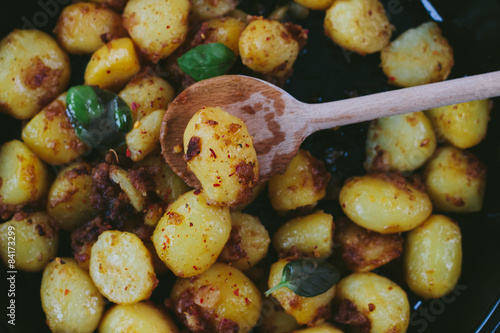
[41,258,104,333]
[381,22,454,87]
[365,111,436,172]
[55,2,127,55]
[339,173,432,233]
[423,146,486,212]
[0,29,70,119]
[239,18,300,77]
[191,0,238,20]
[294,0,334,10]
[333,272,409,333]
[324,0,393,55]
[203,17,247,56]
[404,215,462,299]
[426,99,492,149]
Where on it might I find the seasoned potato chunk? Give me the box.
[292,323,344,332]
[84,37,141,92]
[123,0,191,63]
[268,258,336,326]
[109,165,148,211]
[404,215,462,299]
[88,0,127,11]
[0,140,50,208]
[268,150,330,211]
[257,296,300,333]
[334,218,403,272]
[333,272,409,333]
[0,29,70,119]
[99,302,179,333]
[204,17,247,56]
[294,0,334,10]
[171,263,262,333]
[41,258,104,333]
[273,211,334,258]
[89,230,158,304]
[381,22,453,87]
[119,71,175,122]
[324,0,393,55]
[191,0,238,20]
[0,212,58,272]
[126,110,165,162]
[423,147,486,212]
[426,99,491,149]
[218,211,270,271]
[22,93,89,165]
[339,173,432,233]
[55,2,127,55]
[47,163,97,231]
[239,18,300,77]
[152,190,231,277]
[365,112,436,172]
[184,107,259,206]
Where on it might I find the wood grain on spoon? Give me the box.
[160,71,500,187]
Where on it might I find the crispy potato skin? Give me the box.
[381,22,453,87]
[0,29,70,119]
[404,215,462,299]
[324,0,393,55]
[171,263,262,333]
[423,146,486,212]
[191,0,238,21]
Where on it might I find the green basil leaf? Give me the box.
[265,258,340,297]
[177,43,236,82]
[66,85,133,150]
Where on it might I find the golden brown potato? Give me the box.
[47,163,97,231]
[381,22,454,87]
[89,230,158,304]
[41,258,104,333]
[239,18,300,77]
[55,2,127,55]
[191,0,238,20]
[292,323,345,333]
[268,258,336,326]
[365,112,436,172]
[218,211,270,271]
[273,211,334,258]
[404,215,462,299]
[88,0,127,11]
[423,146,486,212]
[99,302,179,333]
[22,93,89,165]
[171,263,262,333]
[0,29,70,119]
[294,0,334,10]
[123,0,191,63]
[126,109,165,162]
[426,99,492,149]
[109,165,147,211]
[84,37,141,92]
[268,150,330,211]
[152,190,231,277]
[203,17,247,56]
[184,107,259,206]
[339,173,432,233]
[0,140,50,208]
[324,0,393,55]
[257,296,300,333]
[0,212,58,272]
[334,272,409,333]
[334,218,403,272]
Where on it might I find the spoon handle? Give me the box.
[302,71,500,136]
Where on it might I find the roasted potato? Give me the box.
[381,22,454,87]
[171,263,262,333]
[41,258,104,333]
[292,323,345,333]
[365,112,436,172]
[423,146,486,212]
[191,0,238,20]
[324,0,393,55]
[184,107,259,206]
[257,296,300,333]
[404,215,462,299]
[0,29,70,119]
[123,0,191,63]
[339,173,432,233]
[126,109,165,162]
[294,0,334,10]
[109,165,147,211]
[89,230,158,304]
[55,2,127,55]
[152,190,231,277]
[268,150,330,211]
[203,17,247,56]
[88,0,127,11]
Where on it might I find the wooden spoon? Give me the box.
[160,71,500,187]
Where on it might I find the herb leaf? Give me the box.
[66,85,133,150]
[265,258,340,297]
[177,43,236,82]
